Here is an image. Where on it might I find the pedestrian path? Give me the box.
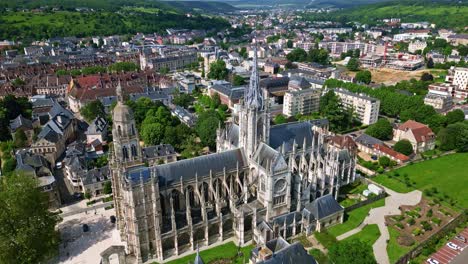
[337,185,422,264]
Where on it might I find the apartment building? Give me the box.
[334,88,380,125]
[283,88,321,117]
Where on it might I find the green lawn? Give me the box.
[387,226,412,264]
[327,199,386,237]
[308,248,329,264]
[374,153,468,208]
[338,181,368,207]
[160,242,254,264]
[342,224,381,246]
[314,230,338,249]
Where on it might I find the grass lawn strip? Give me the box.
[387,226,412,264]
[342,224,381,246]
[374,153,468,208]
[308,248,329,264]
[327,198,386,237]
[161,242,254,264]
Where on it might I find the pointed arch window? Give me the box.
[131,124,136,136]
[131,144,137,157]
[118,125,122,136]
[122,146,129,160]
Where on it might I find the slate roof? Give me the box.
[9,114,33,132]
[155,148,246,187]
[257,241,317,264]
[81,166,109,185]
[355,133,383,148]
[142,144,176,159]
[303,194,343,220]
[86,116,107,135]
[269,120,328,152]
[224,123,239,147]
[210,83,245,101]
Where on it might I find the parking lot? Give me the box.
[428,228,468,264]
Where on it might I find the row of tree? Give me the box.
[286,47,330,65]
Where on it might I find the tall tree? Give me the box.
[445,109,465,125]
[286,48,308,62]
[347,58,360,71]
[308,48,329,64]
[207,60,228,80]
[365,118,393,140]
[329,239,377,264]
[394,139,413,155]
[195,110,222,149]
[355,70,372,84]
[0,173,60,264]
[80,100,106,122]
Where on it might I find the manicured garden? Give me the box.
[342,224,381,246]
[161,242,254,264]
[327,199,386,237]
[373,153,468,208]
[337,181,368,207]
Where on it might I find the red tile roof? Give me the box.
[373,144,410,162]
[397,120,434,143]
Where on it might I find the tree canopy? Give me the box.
[207,60,228,80]
[329,239,377,264]
[365,118,393,140]
[286,48,308,62]
[0,173,60,264]
[319,90,357,132]
[195,110,223,149]
[80,100,106,122]
[347,58,360,71]
[394,139,413,156]
[355,70,372,84]
[437,121,468,152]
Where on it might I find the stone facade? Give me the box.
[110,48,357,263]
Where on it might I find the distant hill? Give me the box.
[303,0,468,31]
[0,0,230,41]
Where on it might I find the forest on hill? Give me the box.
[303,0,468,31]
[0,0,231,41]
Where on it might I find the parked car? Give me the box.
[56,162,62,169]
[426,258,439,264]
[447,242,461,251]
[110,215,116,224]
[82,224,89,232]
[455,235,466,243]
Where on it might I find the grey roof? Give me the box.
[142,144,176,159]
[334,88,379,103]
[86,116,108,135]
[155,148,246,187]
[269,120,328,152]
[355,133,383,148]
[224,123,239,147]
[32,98,55,109]
[288,76,311,89]
[303,194,343,220]
[210,83,245,101]
[9,114,33,132]
[257,241,317,264]
[81,166,109,186]
[272,211,302,226]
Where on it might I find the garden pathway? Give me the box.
[336,185,422,264]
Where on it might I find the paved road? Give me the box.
[61,201,114,218]
[337,184,422,264]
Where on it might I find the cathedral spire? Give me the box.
[244,45,263,110]
[116,79,123,103]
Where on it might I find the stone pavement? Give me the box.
[53,206,125,264]
[337,185,422,264]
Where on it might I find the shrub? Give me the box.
[393,215,404,221]
[412,228,423,236]
[426,209,433,217]
[407,218,415,226]
[421,221,432,231]
[395,222,404,229]
[432,218,442,225]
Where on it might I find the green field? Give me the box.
[342,224,381,246]
[374,153,468,209]
[387,226,413,264]
[159,242,254,264]
[304,0,468,31]
[308,248,329,264]
[327,199,386,237]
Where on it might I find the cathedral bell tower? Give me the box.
[238,46,270,158]
[112,80,142,164]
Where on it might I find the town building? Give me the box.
[408,41,427,53]
[393,120,436,154]
[334,88,380,125]
[250,237,317,264]
[109,48,357,262]
[282,78,321,117]
[424,93,453,111]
